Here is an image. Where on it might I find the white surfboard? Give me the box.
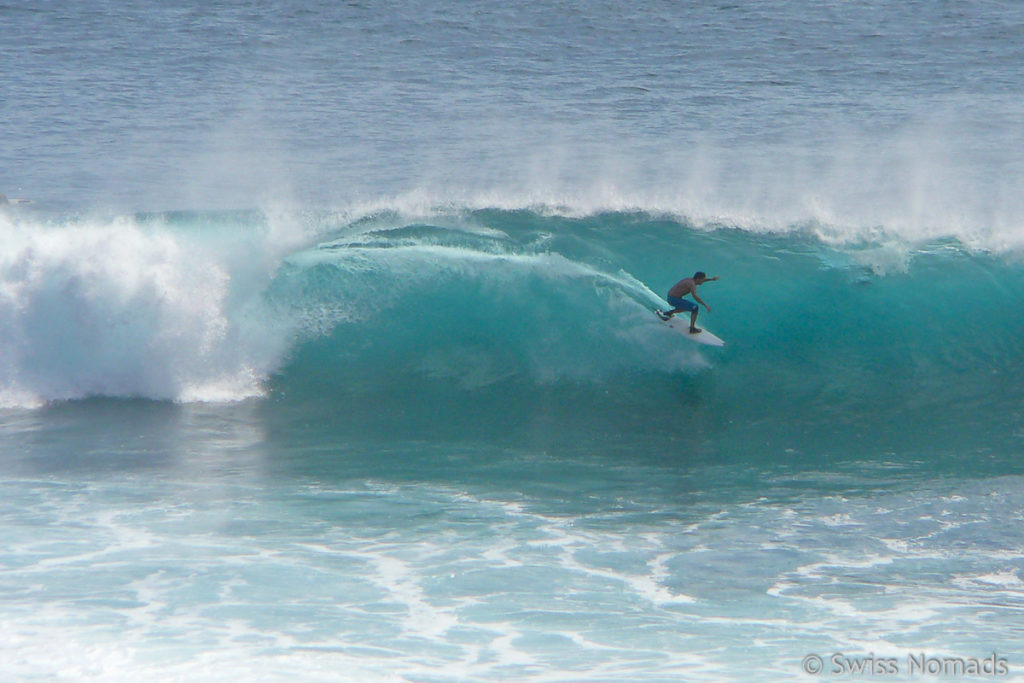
[656,311,726,347]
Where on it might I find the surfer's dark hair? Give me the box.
[694,271,706,279]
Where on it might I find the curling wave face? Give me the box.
[1,205,1023,462]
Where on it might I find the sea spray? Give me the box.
[0,211,300,405]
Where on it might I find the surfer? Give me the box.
[656,272,718,333]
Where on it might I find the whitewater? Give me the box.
[3,0,1024,680]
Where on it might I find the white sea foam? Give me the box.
[4,470,1024,682]
[0,212,298,407]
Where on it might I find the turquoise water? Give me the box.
[3,1,1024,680]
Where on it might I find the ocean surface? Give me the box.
[3,1,1024,680]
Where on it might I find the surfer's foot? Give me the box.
[689,327,701,334]
[656,310,671,321]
